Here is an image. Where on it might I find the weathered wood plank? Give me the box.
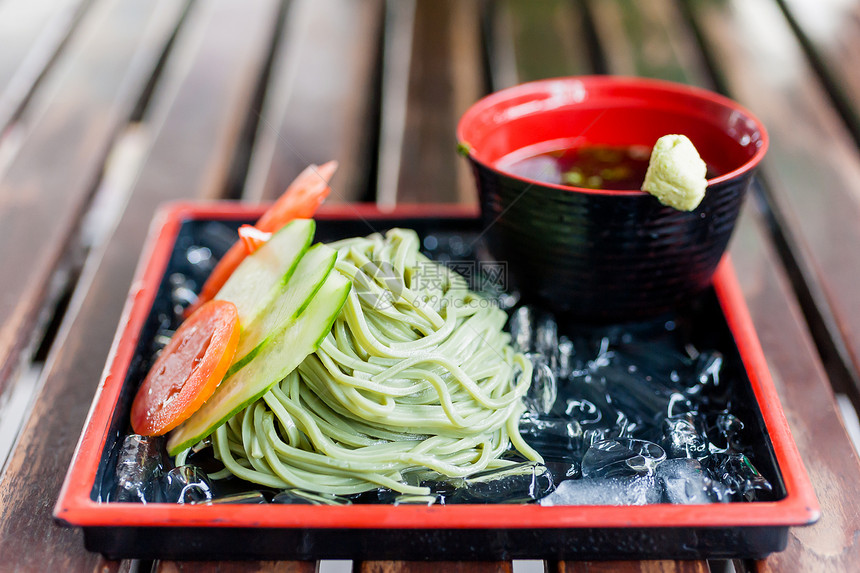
[490,2,709,569]
[487,0,591,90]
[128,0,282,202]
[778,0,860,141]
[585,0,707,84]
[732,197,860,573]
[0,0,282,569]
[377,0,483,206]
[587,0,860,570]
[490,3,704,569]
[156,561,315,573]
[686,0,860,445]
[559,561,709,573]
[359,562,513,573]
[0,0,90,136]
[92,559,135,573]
[243,0,384,203]
[0,0,186,399]
[489,2,714,569]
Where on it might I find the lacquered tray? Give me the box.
[54,203,819,560]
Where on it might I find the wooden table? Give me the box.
[1,0,859,571]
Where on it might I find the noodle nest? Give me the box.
[187,228,538,495]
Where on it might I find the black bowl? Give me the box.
[457,76,768,321]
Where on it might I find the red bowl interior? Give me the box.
[457,76,768,194]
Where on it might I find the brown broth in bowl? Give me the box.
[500,142,719,191]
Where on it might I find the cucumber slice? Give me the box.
[215,219,314,326]
[226,242,337,377]
[167,271,351,455]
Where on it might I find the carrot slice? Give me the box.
[187,161,338,315]
[130,300,240,436]
[237,224,272,255]
[257,160,337,230]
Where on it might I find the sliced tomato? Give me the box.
[186,160,338,316]
[131,300,240,436]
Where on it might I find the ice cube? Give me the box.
[560,373,639,447]
[581,438,666,478]
[535,314,559,370]
[589,351,694,430]
[518,412,583,459]
[543,459,581,480]
[583,425,634,449]
[562,375,622,427]
[447,462,553,503]
[112,434,164,503]
[540,475,661,506]
[587,337,613,369]
[662,412,709,459]
[557,336,575,380]
[703,411,746,455]
[706,452,772,501]
[610,343,724,401]
[152,312,176,351]
[524,353,558,415]
[169,272,197,312]
[162,465,213,504]
[692,351,723,390]
[509,306,534,353]
[656,458,722,504]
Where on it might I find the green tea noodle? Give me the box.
[199,228,539,495]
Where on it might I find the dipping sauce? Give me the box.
[501,143,718,191]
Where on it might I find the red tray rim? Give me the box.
[54,201,820,530]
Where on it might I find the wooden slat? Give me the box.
[559,561,708,573]
[585,0,707,84]
[686,0,860,428]
[0,0,77,87]
[377,0,483,206]
[359,562,512,573]
[93,559,135,573]
[156,561,315,573]
[126,0,282,202]
[778,0,860,141]
[0,0,282,568]
[731,197,860,573]
[496,0,860,569]
[0,0,90,136]
[519,2,712,570]
[488,2,714,569]
[488,2,706,569]
[243,0,384,203]
[0,0,186,399]
[586,0,860,570]
[115,0,288,568]
[488,0,591,89]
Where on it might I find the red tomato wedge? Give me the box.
[186,160,338,316]
[131,300,240,436]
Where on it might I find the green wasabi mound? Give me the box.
[641,134,708,211]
